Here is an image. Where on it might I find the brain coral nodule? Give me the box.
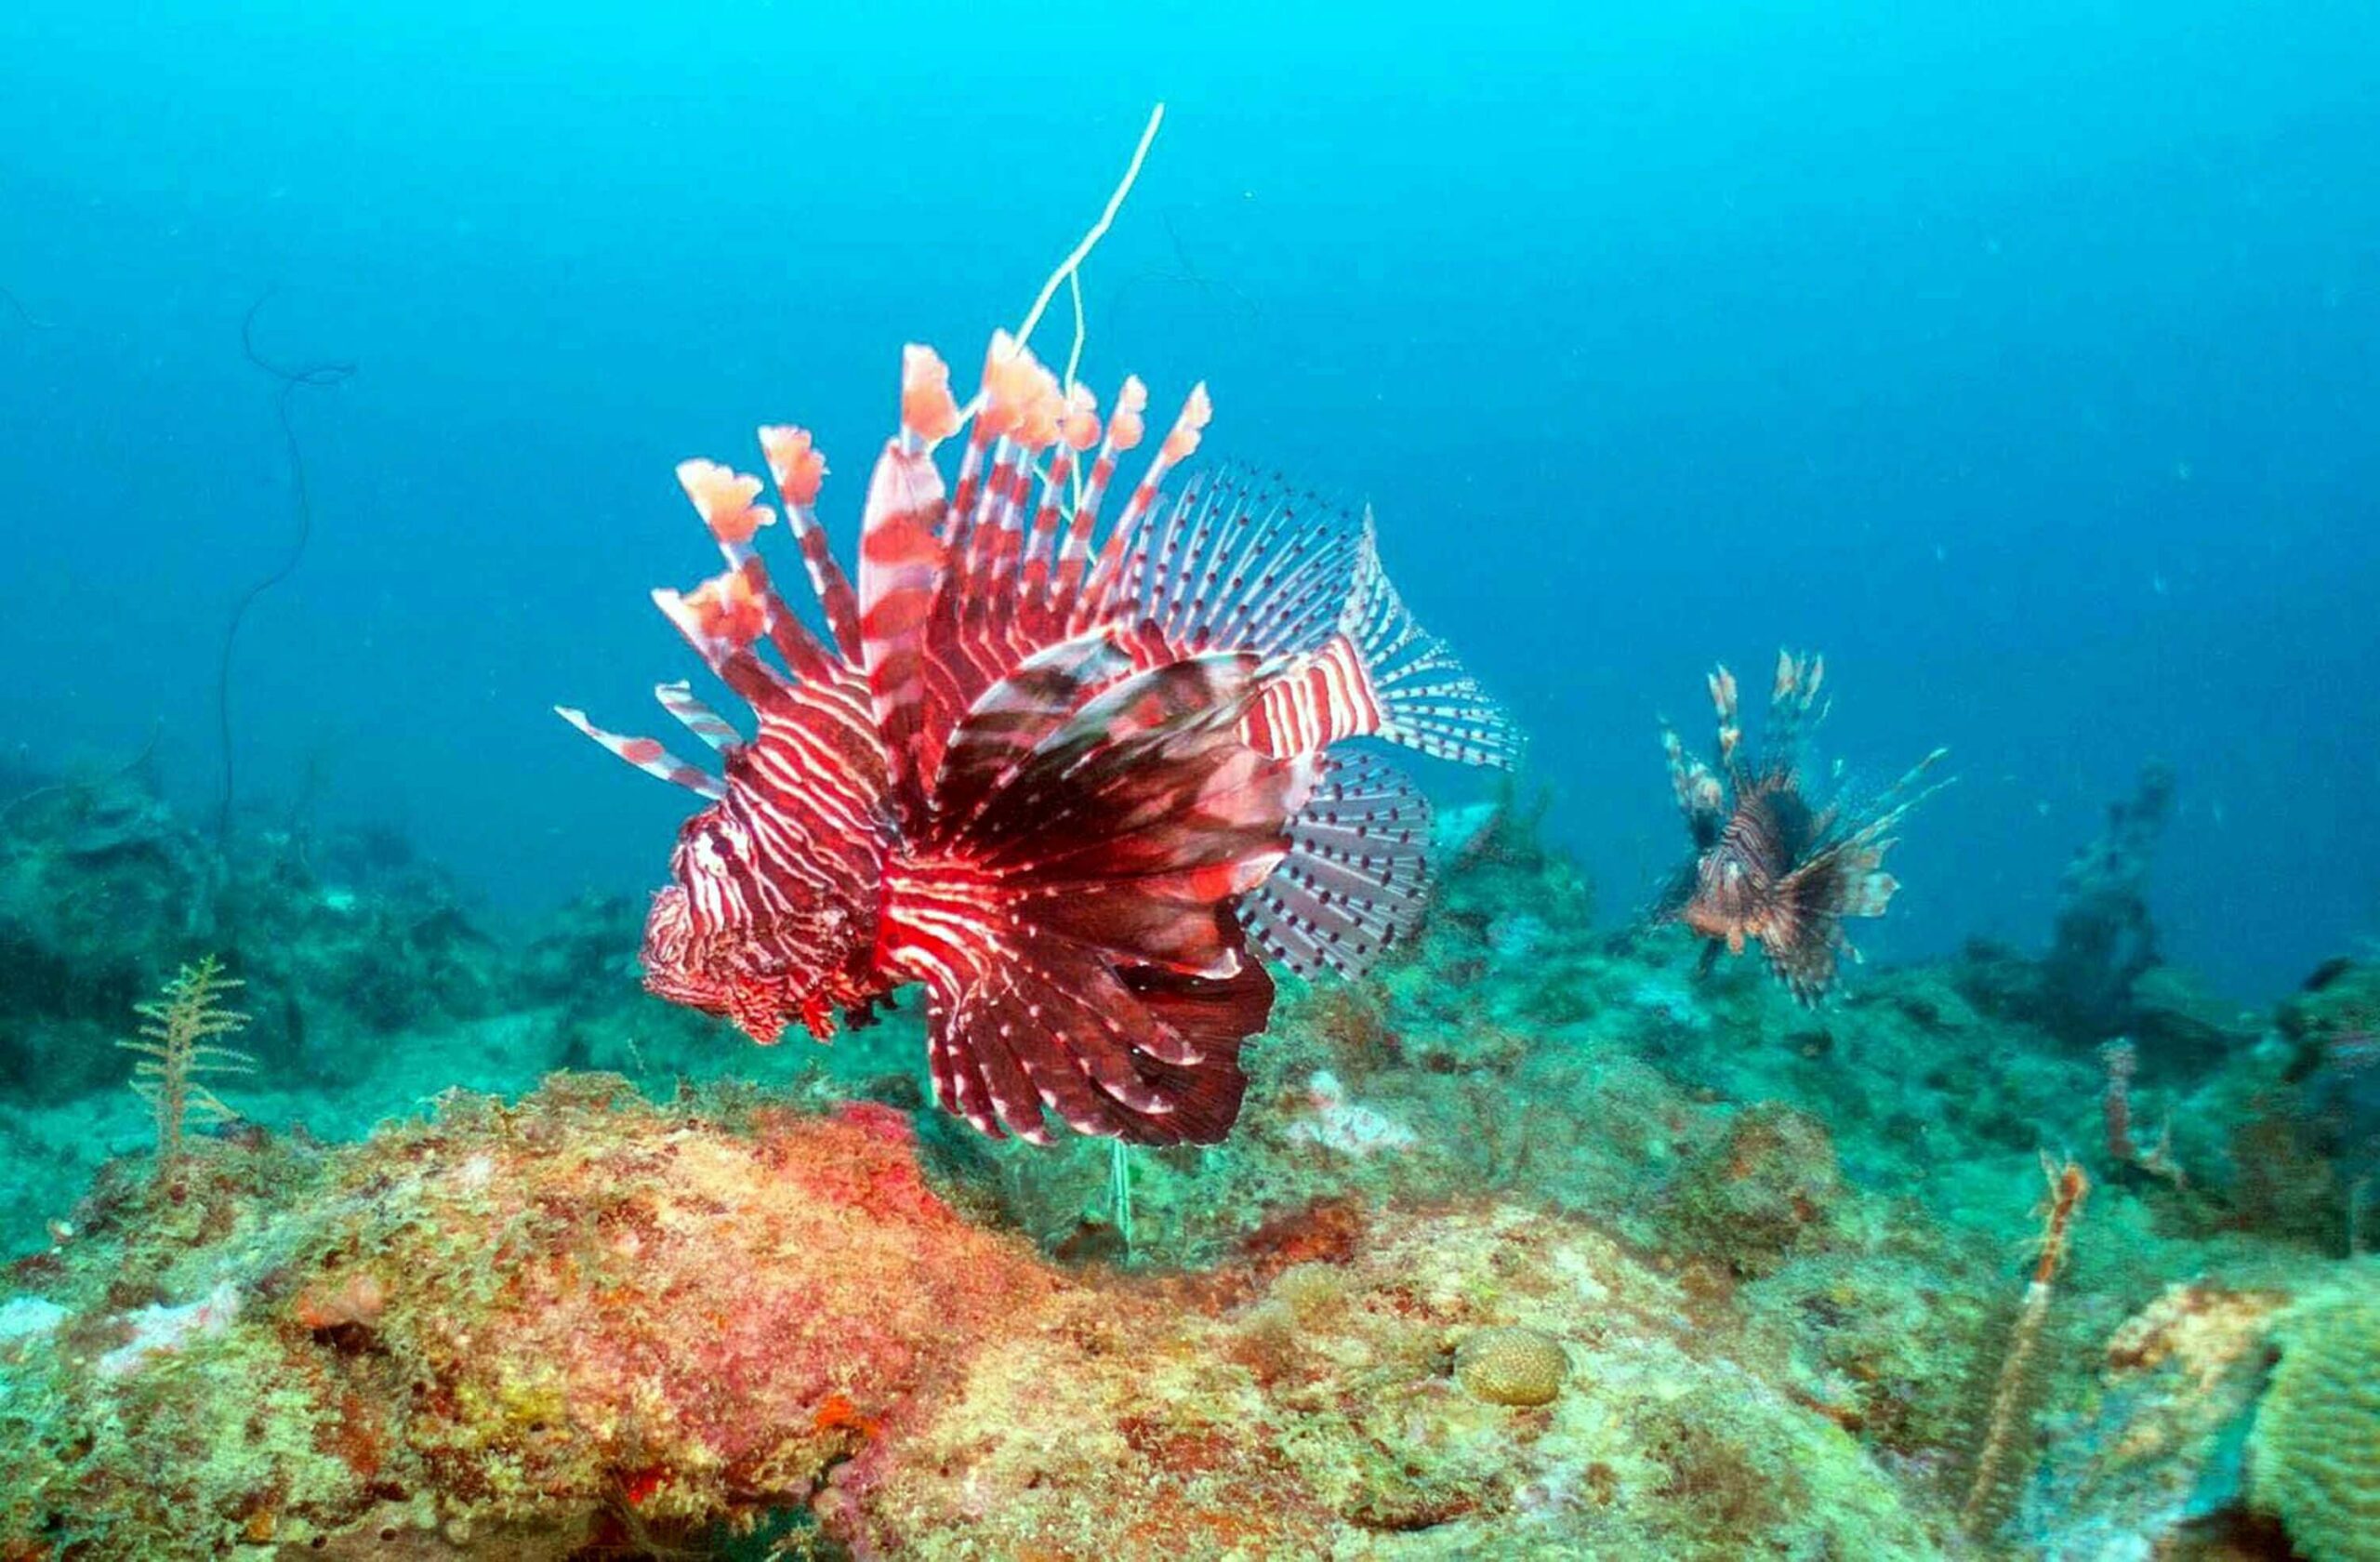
[2250,1265,2380,1562]
[1456,1325,1571,1407]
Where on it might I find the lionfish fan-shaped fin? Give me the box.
[930,629,1139,836]
[1764,825,1912,1004]
[1241,753,1433,980]
[966,656,1306,892]
[1132,466,1369,657]
[884,653,1305,1144]
[654,682,739,754]
[553,707,724,800]
[920,923,1265,1145]
[1338,518,1521,769]
[1757,894,1844,1007]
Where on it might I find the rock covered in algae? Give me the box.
[1456,1325,1570,1406]
[0,1075,1058,1557]
[831,1202,1946,1559]
[2250,1263,2380,1562]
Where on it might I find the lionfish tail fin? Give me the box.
[887,652,1307,1144]
[1242,752,1433,981]
[1330,515,1522,769]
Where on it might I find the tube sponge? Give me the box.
[2249,1264,2380,1562]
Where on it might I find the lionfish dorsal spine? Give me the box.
[654,682,738,754]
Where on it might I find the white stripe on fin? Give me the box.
[1241,752,1432,980]
[654,681,740,754]
[554,706,725,800]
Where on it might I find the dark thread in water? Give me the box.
[216,290,355,851]
[0,285,52,330]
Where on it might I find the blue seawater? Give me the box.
[2,5,2378,1558]
[2,2,2373,997]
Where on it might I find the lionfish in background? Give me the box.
[1659,651,1945,1003]
[561,335,1515,1145]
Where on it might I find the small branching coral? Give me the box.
[118,955,254,1178]
[1954,1154,2090,1539]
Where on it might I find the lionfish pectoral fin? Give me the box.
[916,923,1267,1146]
[1242,752,1433,982]
[890,653,1303,1145]
[930,629,1137,832]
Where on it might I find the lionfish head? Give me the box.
[1681,846,1772,954]
[637,804,878,1045]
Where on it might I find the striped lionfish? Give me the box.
[561,335,1514,1145]
[1659,651,1945,1003]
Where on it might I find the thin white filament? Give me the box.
[1014,102,1166,355]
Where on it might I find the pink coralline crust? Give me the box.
[333,1079,1064,1528]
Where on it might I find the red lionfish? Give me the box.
[560,337,1515,1145]
[1659,651,1945,1002]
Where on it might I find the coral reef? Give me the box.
[1455,1324,1571,1407]
[0,783,2370,1558]
[0,1078,1055,1556]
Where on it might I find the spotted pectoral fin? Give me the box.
[1241,753,1432,981]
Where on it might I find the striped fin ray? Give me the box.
[1241,753,1432,980]
[1337,517,1522,769]
[1129,468,1368,657]
[655,681,738,753]
[553,707,724,800]
[1066,383,1213,637]
[855,441,952,826]
[1042,377,1148,630]
[1762,649,1828,780]
[881,653,1304,1144]
[757,426,864,662]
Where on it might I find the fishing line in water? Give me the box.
[215,290,355,850]
[0,285,53,330]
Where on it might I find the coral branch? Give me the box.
[116,955,255,1178]
[1956,1155,2089,1538]
[2099,1038,2138,1163]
